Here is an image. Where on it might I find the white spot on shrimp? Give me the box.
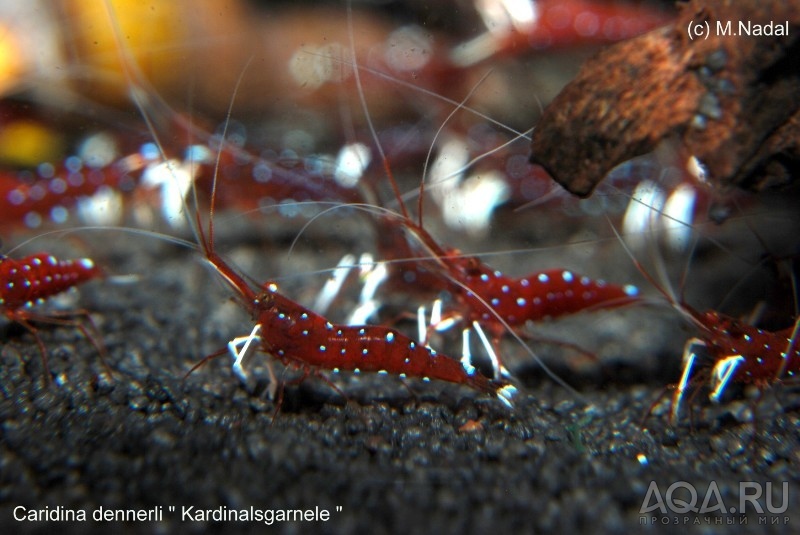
[386,332,395,342]
[7,189,25,205]
[38,162,55,178]
[252,161,272,182]
[29,184,46,201]
[624,285,639,296]
[268,283,278,292]
[574,11,600,38]
[49,177,67,194]
[562,271,574,282]
[491,298,500,306]
[537,273,549,283]
[501,285,510,293]
[50,206,69,225]
[377,370,388,375]
[517,297,526,307]
[520,278,529,287]
[24,212,42,229]
[334,143,371,187]
[480,273,490,282]
[319,345,327,352]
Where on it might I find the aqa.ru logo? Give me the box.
[640,481,789,515]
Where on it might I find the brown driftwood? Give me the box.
[530,0,800,197]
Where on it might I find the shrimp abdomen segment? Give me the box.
[462,266,639,325]
[1,253,102,311]
[253,286,494,394]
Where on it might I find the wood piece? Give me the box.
[530,0,800,197]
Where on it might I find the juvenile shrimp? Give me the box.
[1,251,107,383]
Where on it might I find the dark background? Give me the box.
[2,1,799,533]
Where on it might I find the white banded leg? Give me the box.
[622,180,665,252]
[228,324,262,383]
[417,300,509,380]
[314,254,356,315]
[416,299,456,347]
[348,255,388,325]
[471,321,510,380]
[673,338,702,422]
[495,384,518,408]
[709,355,745,404]
[227,324,278,400]
[460,328,477,376]
[775,316,800,382]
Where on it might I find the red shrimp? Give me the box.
[1,252,106,383]
[0,147,144,231]
[0,117,369,233]
[610,223,800,424]
[193,183,517,407]
[374,215,640,378]
[170,88,517,407]
[669,309,800,424]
